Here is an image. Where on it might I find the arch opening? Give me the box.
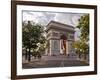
[60,34,68,55]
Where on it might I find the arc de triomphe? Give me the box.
[46,21,75,56]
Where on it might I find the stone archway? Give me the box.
[60,34,67,55]
[46,21,75,56]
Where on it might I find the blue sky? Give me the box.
[22,11,86,40]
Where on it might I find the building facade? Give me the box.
[46,21,75,56]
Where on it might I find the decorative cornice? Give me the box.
[46,21,75,32]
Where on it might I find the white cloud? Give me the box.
[23,11,84,27]
[55,13,72,25]
[22,11,87,40]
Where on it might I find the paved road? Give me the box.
[22,55,89,69]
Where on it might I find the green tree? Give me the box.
[73,40,89,59]
[22,21,46,62]
[73,40,81,58]
[74,14,89,60]
[77,14,89,41]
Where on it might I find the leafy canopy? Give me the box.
[73,14,89,55]
[77,14,89,41]
[22,21,46,52]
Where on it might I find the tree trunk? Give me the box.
[28,41,31,62]
[28,48,31,62]
[79,53,81,58]
[25,48,28,60]
[84,53,87,60]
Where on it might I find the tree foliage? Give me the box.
[22,21,46,61]
[77,14,89,41]
[73,14,89,60]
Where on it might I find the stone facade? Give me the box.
[46,21,75,56]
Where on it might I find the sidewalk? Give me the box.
[22,55,89,69]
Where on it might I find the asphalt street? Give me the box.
[22,55,89,69]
